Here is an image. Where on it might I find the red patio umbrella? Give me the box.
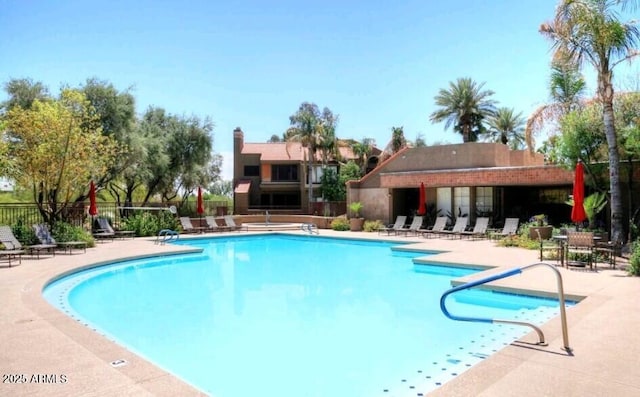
[88,180,98,217]
[196,186,204,215]
[417,182,426,216]
[571,162,587,224]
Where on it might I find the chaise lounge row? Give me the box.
[378,216,519,240]
[179,215,248,233]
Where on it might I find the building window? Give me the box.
[272,164,298,181]
[437,188,451,218]
[476,187,493,215]
[453,187,471,217]
[244,165,259,177]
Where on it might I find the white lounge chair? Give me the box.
[379,215,407,235]
[420,216,448,238]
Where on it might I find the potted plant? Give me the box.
[348,201,365,231]
[529,214,553,240]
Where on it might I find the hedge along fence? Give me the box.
[0,201,231,228]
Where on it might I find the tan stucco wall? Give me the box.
[349,187,390,223]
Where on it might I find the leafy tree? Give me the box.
[484,107,526,149]
[540,0,640,244]
[1,78,50,111]
[268,134,282,142]
[526,60,587,152]
[319,167,343,201]
[4,89,120,224]
[413,133,427,147]
[209,180,233,197]
[286,102,338,212]
[429,77,497,142]
[390,126,407,153]
[350,137,375,176]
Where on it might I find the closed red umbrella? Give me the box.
[571,162,587,224]
[89,181,98,217]
[417,182,426,216]
[196,186,204,215]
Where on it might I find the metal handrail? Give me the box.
[155,229,179,245]
[301,223,319,234]
[440,262,571,351]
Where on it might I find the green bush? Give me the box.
[51,222,95,247]
[363,220,384,232]
[629,240,640,276]
[330,217,350,231]
[122,212,179,237]
[11,219,38,245]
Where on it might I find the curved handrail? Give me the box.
[301,223,319,234]
[155,229,179,245]
[440,262,571,351]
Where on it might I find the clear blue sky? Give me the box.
[3,0,634,180]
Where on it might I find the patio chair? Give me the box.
[223,215,248,231]
[179,217,206,233]
[593,232,619,269]
[566,231,595,270]
[396,216,424,237]
[419,216,448,238]
[92,217,116,241]
[379,215,407,235]
[459,217,490,239]
[489,218,520,240]
[0,225,55,260]
[438,216,469,239]
[33,223,87,255]
[0,226,26,266]
[95,217,134,239]
[205,216,232,232]
[535,228,562,265]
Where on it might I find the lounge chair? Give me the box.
[459,217,490,239]
[396,216,424,236]
[223,215,248,231]
[92,218,115,241]
[179,217,206,233]
[489,218,520,240]
[0,225,55,260]
[95,217,134,239]
[420,216,448,238]
[205,216,232,232]
[438,216,469,239]
[378,215,407,235]
[33,223,86,254]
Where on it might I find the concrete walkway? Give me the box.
[1,230,639,396]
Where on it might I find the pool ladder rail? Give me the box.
[156,229,179,245]
[440,262,571,352]
[301,223,319,234]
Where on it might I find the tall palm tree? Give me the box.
[525,60,587,150]
[429,77,497,142]
[485,107,526,149]
[287,103,338,213]
[540,0,640,244]
[350,137,375,176]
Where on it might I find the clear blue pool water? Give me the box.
[44,235,571,396]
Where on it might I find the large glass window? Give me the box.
[271,165,298,181]
[475,187,493,215]
[437,188,451,218]
[454,187,470,217]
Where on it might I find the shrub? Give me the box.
[122,212,179,237]
[330,217,350,231]
[11,219,37,245]
[51,222,95,247]
[629,240,640,276]
[363,220,384,232]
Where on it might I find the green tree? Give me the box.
[540,0,640,244]
[429,77,497,142]
[1,78,50,111]
[526,60,587,152]
[350,137,375,176]
[286,102,338,213]
[484,107,526,149]
[4,89,120,224]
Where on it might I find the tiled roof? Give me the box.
[242,142,360,162]
[234,179,251,193]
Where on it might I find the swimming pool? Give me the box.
[44,235,570,396]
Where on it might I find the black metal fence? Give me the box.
[0,201,231,228]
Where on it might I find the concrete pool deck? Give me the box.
[1,230,638,396]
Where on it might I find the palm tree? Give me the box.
[525,60,587,150]
[350,137,375,176]
[540,0,640,244]
[287,103,338,213]
[485,107,526,149]
[429,77,497,142]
